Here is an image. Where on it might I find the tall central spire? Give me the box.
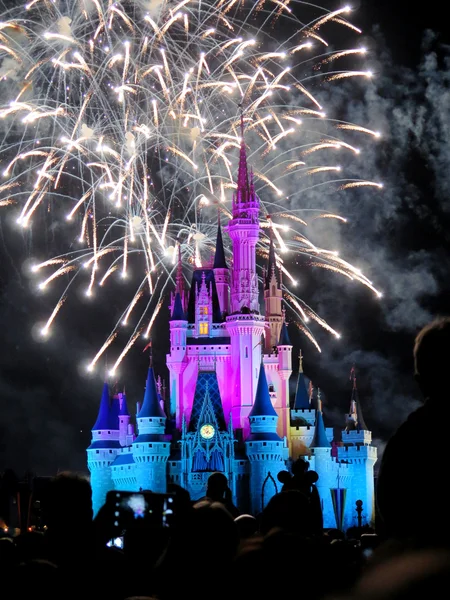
[237,110,250,196]
[227,107,261,313]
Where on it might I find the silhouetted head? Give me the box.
[206,472,228,500]
[234,514,258,539]
[414,316,450,399]
[291,457,310,477]
[41,471,93,535]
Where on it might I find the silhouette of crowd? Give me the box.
[2,316,450,600]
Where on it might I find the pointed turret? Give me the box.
[237,111,250,198]
[346,364,368,431]
[92,382,117,430]
[175,244,184,295]
[265,230,281,290]
[171,291,186,320]
[310,390,331,448]
[213,213,227,269]
[278,321,291,346]
[246,362,287,514]
[133,366,170,493]
[138,367,166,419]
[88,381,121,516]
[293,350,310,409]
[249,363,278,418]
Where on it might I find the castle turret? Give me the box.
[275,320,293,442]
[345,364,368,432]
[167,292,188,426]
[133,366,170,492]
[226,114,266,435]
[309,389,335,526]
[87,382,121,516]
[338,366,377,529]
[264,230,283,352]
[246,363,287,515]
[213,213,230,317]
[290,350,316,460]
[117,390,134,447]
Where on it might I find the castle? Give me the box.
[87,123,377,531]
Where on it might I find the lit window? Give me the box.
[199,322,209,335]
[200,306,208,316]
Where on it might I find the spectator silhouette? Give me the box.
[376,316,450,546]
[277,457,323,534]
[199,471,241,518]
[152,498,239,600]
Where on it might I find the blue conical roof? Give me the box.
[294,371,310,409]
[171,292,186,320]
[213,222,227,269]
[138,367,166,418]
[249,364,277,417]
[278,322,291,346]
[310,410,331,448]
[92,382,117,430]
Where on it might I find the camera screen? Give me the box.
[112,492,175,531]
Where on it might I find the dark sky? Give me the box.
[0,0,449,476]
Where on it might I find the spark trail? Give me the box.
[0,0,382,371]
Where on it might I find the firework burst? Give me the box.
[0,0,382,373]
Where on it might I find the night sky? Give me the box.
[0,0,449,477]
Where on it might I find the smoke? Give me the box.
[285,27,450,460]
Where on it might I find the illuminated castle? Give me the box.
[87,123,377,530]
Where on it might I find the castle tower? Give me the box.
[275,321,293,442]
[226,114,266,435]
[290,350,316,460]
[117,390,134,447]
[213,213,230,317]
[246,363,288,515]
[133,365,170,492]
[87,381,121,516]
[338,366,377,528]
[263,230,283,352]
[167,292,188,426]
[309,390,334,526]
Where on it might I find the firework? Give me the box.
[0,0,383,370]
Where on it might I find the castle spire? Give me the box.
[310,389,331,448]
[138,366,166,418]
[213,208,227,269]
[293,349,310,409]
[346,364,368,431]
[175,243,184,295]
[265,221,280,290]
[92,382,116,430]
[249,363,278,418]
[235,108,250,207]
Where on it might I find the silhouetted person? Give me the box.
[277,457,323,534]
[376,316,450,546]
[200,472,241,518]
